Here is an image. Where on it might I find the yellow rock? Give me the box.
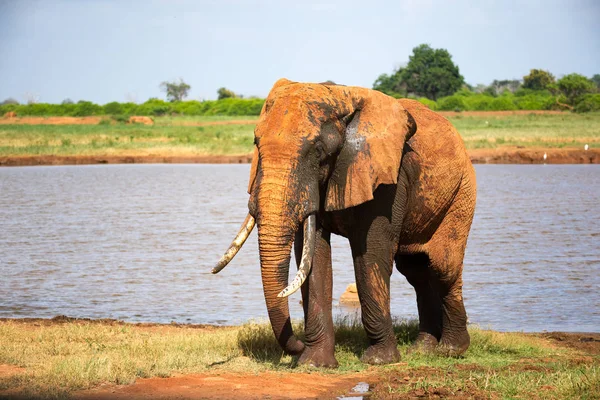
[340,283,360,305]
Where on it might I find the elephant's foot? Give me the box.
[437,330,470,357]
[298,346,338,368]
[407,332,439,354]
[361,342,400,365]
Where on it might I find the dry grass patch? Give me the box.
[0,318,598,399]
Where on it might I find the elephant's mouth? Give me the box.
[212,213,316,298]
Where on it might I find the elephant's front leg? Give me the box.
[294,227,338,368]
[351,235,400,365]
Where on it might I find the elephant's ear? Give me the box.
[247,146,259,194]
[325,100,416,211]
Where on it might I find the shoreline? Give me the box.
[2,315,599,335]
[1,148,598,166]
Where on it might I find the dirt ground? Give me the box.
[0,154,255,167]
[1,148,598,167]
[72,372,373,400]
[0,317,597,400]
[0,116,104,125]
[468,147,600,164]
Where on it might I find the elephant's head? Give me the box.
[214,78,416,354]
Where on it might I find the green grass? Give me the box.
[0,122,255,157]
[449,112,600,149]
[0,113,599,159]
[0,318,597,399]
[154,115,259,125]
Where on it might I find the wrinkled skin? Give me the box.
[240,79,476,367]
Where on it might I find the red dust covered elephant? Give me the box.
[213,79,477,368]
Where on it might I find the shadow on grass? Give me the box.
[237,315,419,365]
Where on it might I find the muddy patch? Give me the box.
[539,332,600,355]
[74,372,373,400]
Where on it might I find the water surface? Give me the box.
[0,164,598,332]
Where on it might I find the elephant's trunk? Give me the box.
[256,171,305,355]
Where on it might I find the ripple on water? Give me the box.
[0,164,598,332]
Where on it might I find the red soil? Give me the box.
[1,148,598,167]
[75,371,372,400]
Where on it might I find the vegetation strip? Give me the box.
[1,113,599,165]
[0,317,598,399]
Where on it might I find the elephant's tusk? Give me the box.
[277,214,316,298]
[212,214,256,274]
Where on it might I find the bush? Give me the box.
[171,100,210,116]
[437,95,467,111]
[135,99,172,116]
[120,102,138,115]
[0,103,19,115]
[111,114,129,123]
[72,101,104,116]
[556,73,596,105]
[464,95,494,110]
[489,96,518,111]
[103,101,124,115]
[513,92,554,110]
[416,97,437,110]
[0,98,265,117]
[574,94,600,113]
[17,103,53,116]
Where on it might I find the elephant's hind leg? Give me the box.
[424,194,474,356]
[395,252,443,353]
[294,228,338,368]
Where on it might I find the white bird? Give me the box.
[543,153,547,161]
[585,144,589,151]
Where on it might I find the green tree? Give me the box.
[522,69,555,90]
[591,74,600,89]
[556,73,596,105]
[160,79,191,102]
[400,44,464,100]
[373,69,406,98]
[217,87,237,100]
[103,101,124,115]
[61,98,74,105]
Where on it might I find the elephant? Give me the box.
[213,78,476,368]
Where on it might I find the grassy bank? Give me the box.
[451,112,600,149]
[0,113,599,160]
[0,318,598,399]
[0,119,256,157]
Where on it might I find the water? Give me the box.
[0,164,598,332]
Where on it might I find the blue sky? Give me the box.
[1,0,598,104]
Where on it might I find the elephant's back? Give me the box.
[396,99,474,243]
[397,98,469,165]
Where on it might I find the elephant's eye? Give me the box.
[315,141,326,159]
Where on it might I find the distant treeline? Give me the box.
[373,45,600,113]
[0,98,265,117]
[3,90,599,118]
[417,89,600,113]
